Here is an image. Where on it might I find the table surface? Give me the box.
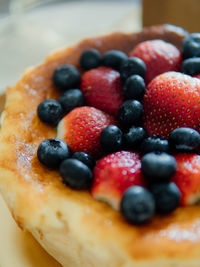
[0,2,141,266]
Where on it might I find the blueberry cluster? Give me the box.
[182,33,200,76]
[38,64,84,126]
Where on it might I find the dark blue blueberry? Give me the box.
[120,186,155,225]
[151,182,181,214]
[58,89,84,114]
[181,57,200,76]
[123,75,146,100]
[141,152,177,183]
[80,49,102,70]
[53,64,81,90]
[124,126,148,149]
[141,135,170,154]
[169,127,200,152]
[182,33,200,59]
[37,139,70,169]
[120,57,146,80]
[37,99,63,126]
[59,158,93,189]
[118,100,143,127]
[100,125,123,153]
[72,152,95,169]
[102,50,128,70]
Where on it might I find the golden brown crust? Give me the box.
[1,24,200,266]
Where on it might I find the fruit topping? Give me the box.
[72,152,95,170]
[120,186,155,225]
[182,33,200,59]
[118,99,143,127]
[37,139,70,169]
[141,135,169,154]
[100,125,123,153]
[59,158,93,190]
[143,72,200,138]
[141,152,177,184]
[53,64,81,90]
[91,151,145,210]
[181,57,200,76]
[58,89,84,114]
[81,67,123,116]
[80,49,102,70]
[173,154,200,206]
[102,50,128,70]
[120,57,146,81]
[150,182,181,214]
[56,106,116,157]
[129,40,182,83]
[123,74,146,101]
[37,99,63,126]
[124,126,148,149]
[169,127,200,152]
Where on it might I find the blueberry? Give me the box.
[80,49,102,70]
[182,33,200,59]
[58,89,84,114]
[72,152,95,169]
[123,75,146,100]
[181,57,200,76]
[59,158,93,189]
[120,57,146,80]
[120,186,155,225]
[118,100,143,127]
[124,126,148,149]
[141,152,177,183]
[141,135,170,154]
[169,127,200,152]
[100,125,123,153]
[151,182,181,214]
[37,139,70,169]
[37,99,63,126]
[53,64,81,90]
[102,50,128,70]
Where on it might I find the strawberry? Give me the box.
[129,40,182,83]
[81,66,123,116]
[172,154,200,206]
[91,151,145,210]
[143,72,200,138]
[57,106,116,157]
[194,74,200,79]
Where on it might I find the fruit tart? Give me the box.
[2,24,200,266]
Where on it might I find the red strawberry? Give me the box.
[129,40,182,83]
[194,74,200,79]
[143,72,200,138]
[57,106,116,157]
[172,154,200,206]
[91,151,145,210]
[81,66,123,116]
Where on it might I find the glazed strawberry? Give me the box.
[57,107,116,157]
[81,67,123,116]
[143,72,200,138]
[172,154,200,206]
[129,40,182,83]
[91,151,145,210]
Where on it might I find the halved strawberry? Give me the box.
[172,154,200,206]
[57,106,116,158]
[91,151,145,210]
[81,66,123,116]
[143,72,200,138]
[129,40,182,83]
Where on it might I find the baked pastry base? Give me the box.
[1,25,200,266]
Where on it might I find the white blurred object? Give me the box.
[0,1,141,91]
